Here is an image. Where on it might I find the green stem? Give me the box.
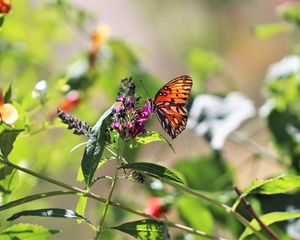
[163,179,267,240]
[0,158,243,239]
[95,138,124,239]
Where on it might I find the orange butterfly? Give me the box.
[0,89,18,127]
[150,75,193,139]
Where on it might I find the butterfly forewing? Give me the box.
[153,75,193,139]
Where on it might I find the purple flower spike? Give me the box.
[111,77,154,140]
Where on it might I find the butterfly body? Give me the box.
[150,75,193,139]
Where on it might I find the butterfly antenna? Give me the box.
[139,79,150,98]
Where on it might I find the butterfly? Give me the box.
[150,75,193,139]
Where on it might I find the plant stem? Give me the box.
[95,138,124,239]
[163,179,267,240]
[0,158,242,240]
[234,186,279,240]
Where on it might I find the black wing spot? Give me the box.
[159,92,163,96]
[171,98,175,103]
[163,93,167,96]
[163,86,168,90]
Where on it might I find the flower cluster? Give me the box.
[110,77,153,139]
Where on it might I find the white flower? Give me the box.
[266,55,300,81]
[32,80,48,99]
[188,92,256,150]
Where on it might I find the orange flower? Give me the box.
[89,24,110,67]
[90,24,111,51]
[0,0,11,14]
[58,90,80,112]
[0,89,18,127]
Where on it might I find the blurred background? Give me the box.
[1,0,299,239]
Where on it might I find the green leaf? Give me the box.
[7,208,90,223]
[75,195,88,223]
[4,82,13,103]
[81,105,114,187]
[243,174,300,195]
[77,167,84,182]
[177,196,214,237]
[0,129,24,158]
[174,156,232,191]
[0,165,19,203]
[0,223,59,240]
[253,23,289,39]
[111,219,167,240]
[77,157,109,182]
[0,191,75,211]
[0,15,4,28]
[187,48,224,91]
[278,3,300,27]
[122,162,183,184]
[240,211,300,239]
[130,131,174,152]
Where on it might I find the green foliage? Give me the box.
[111,219,166,240]
[177,196,214,238]
[253,23,290,39]
[174,155,232,191]
[239,211,300,239]
[278,3,300,27]
[129,132,174,152]
[7,208,90,223]
[47,0,95,30]
[0,166,18,204]
[0,15,4,28]
[3,1,300,239]
[122,162,184,184]
[0,223,59,240]
[75,195,88,223]
[187,48,224,92]
[4,82,12,103]
[80,105,114,188]
[242,174,300,196]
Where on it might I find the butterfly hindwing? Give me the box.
[153,75,192,139]
[155,102,188,139]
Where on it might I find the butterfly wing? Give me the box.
[153,75,193,139]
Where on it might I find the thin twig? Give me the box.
[0,159,224,240]
[96,138,123,239]
[163,179,266,240]
[234,186,279,240]
[91,176,113,186]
